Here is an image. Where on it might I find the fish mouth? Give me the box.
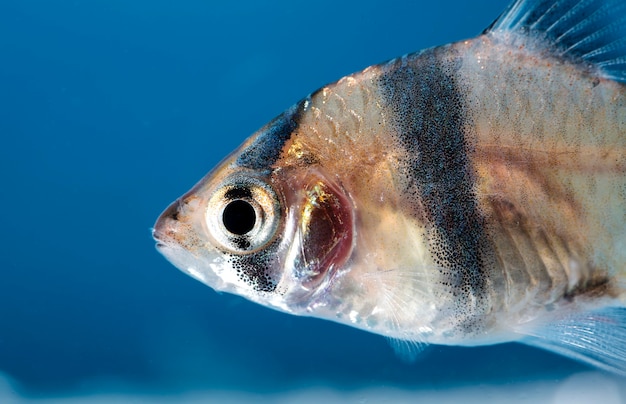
[153,238,172,254]
[152,198,194,264]
[152,200,181,264]
[152,199,222,288]
[153,198,181,239]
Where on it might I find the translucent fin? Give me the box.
[519,307,626,375]
[386,337,425,362]
[486,0,626,83]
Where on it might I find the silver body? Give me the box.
[154,0,626,373]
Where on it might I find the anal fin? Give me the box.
[519,306,626,375]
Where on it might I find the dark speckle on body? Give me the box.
[229,240,280,293]
[377,47,494,327]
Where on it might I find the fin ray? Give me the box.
[387,337,425,363]
[487,0,626,83]
[519,307,626,375]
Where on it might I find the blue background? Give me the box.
[0,0,608,400]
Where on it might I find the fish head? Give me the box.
[153,77,446,339]
[153,103,355,315]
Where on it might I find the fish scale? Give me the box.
[154,0,626,374]
[462,33,625,295]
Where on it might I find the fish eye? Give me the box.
[206,177,281,253]
[222,199,256,235]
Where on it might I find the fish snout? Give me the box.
[153,199,183,248]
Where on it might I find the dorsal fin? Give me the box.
[485,0,626,83]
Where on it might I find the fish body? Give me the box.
[154,0,626,373]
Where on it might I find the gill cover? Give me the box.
[279,171,354,295]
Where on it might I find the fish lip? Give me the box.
[152,227,178,257]
[152,227,167,249]
[152,197,186,247]
[152,225,165,243]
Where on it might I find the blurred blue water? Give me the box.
[0,0,604,399]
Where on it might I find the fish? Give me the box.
[153,0,626,374]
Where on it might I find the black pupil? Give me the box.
[222,200,256,235]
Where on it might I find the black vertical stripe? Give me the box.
[377,48,490,306]
[236,100,305,170]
